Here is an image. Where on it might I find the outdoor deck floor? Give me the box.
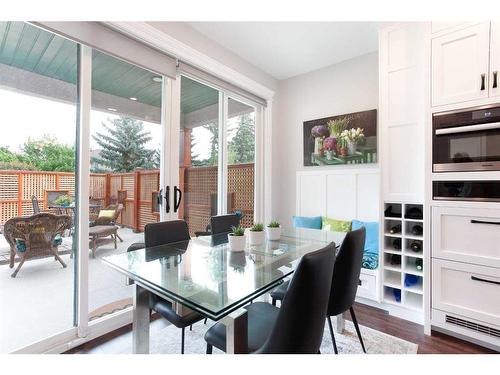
[0,227,143,353]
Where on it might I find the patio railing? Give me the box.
[0,164,254,234]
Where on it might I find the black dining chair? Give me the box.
[210,214,241,235]
[137,220,205,354]
[269,227,367,354]
[204,242,336,354]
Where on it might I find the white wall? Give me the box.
[273,52,379,226]
[146,22,278,93]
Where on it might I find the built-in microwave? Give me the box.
[433,104,500,172]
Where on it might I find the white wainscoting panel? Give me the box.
[296,169,379,221]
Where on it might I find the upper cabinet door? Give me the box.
[490,22,500,98]
[432,22,491,107]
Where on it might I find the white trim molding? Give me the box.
[106,22,275,101]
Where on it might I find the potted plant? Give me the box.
[323,137,337,160]
[53,194,73,207]
[248,223,265,245]
[266,220,281,241]
[327,117,350,138]
[340,127,365,155]
[228,225,246,252]
[338,137,348,157]
[311,125,329,155]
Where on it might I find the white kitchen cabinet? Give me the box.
[432,259,500,329]
[432,22,490,106]
[432,206,500,269]
[490,22,500,99]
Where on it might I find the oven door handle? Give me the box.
[435,122,500,135]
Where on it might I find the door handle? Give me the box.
[471,275,500,286]
[157,188,163,206]
[174,186,182,213]
[493,71,498,89]
[480,74,486,91]
[470,219,500,226]
[165,186,170,213]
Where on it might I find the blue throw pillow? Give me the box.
[292,216,322,230]
[352,219,379,255]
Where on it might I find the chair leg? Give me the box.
[11,255,26,278]
[206,344,213,354]
[53,250,67,268]
[9,250,14,268]
[204,318,207,324]
[349,307,366,353]
[272,298,276,306]
[181,327,185,354]
[327,316,338,354]
[190,324,192,331]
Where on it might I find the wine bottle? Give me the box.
[389,223,402,234]
[416,258,423,271]
[410,240,422,252]
[393,238,402,250]
[390,254,401,266]
[411,225,423,236]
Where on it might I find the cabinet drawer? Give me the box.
[432,206,500,268]
[432,259,500,327]
[356,272,377,300]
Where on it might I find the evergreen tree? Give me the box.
[92,117,156,172]
[205,122,219,166]
[228,114,255,164]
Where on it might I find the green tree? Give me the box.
[21,136,75,172]
[204,122,219,166]
[0,146,36,170]
[92,117,156,172]
[228,114,255,164]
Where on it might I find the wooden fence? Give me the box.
[0,164,254,234]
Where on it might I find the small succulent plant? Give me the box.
[230,225,245,236]
[268,221,280,228]
[250,223,264,232]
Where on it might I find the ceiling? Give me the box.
[187,22,379,80]
[0,22,218,114]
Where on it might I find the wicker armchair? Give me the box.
[89,204,124,226]
[3,213,72,278]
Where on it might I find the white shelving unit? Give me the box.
[382,202,424,311]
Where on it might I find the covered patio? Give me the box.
[0,226,143,353]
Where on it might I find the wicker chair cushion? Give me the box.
[98,210,115,219]
[15,234,63,252]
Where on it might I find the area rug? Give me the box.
[147,318,418,354]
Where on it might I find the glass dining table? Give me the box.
[102,227,346,354]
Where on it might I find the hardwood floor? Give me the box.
[67,303,496,354]
[349,303,495,354]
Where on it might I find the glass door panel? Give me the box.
[226,98,256,228]
[0,22,78,352]
[178,76,220,236]
[88,49,164,320]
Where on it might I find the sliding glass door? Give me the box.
[175,75,260,229]
[177,76,220,235]
[86,49,167,321]
[226,97,256,228]
[0,22,79,352]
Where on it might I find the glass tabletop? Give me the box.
[102,227,345,320]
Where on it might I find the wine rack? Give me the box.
[382,202,424,311]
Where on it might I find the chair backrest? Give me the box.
[327,226,366,316]
[144,220,190,248]
[210,214,240,235]
[3,213,72,256]
[256,243,336,354]
[32,196,40,214]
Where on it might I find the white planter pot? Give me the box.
[228,234,246,252]
[266,226,281,241]
[248,230,265,245]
